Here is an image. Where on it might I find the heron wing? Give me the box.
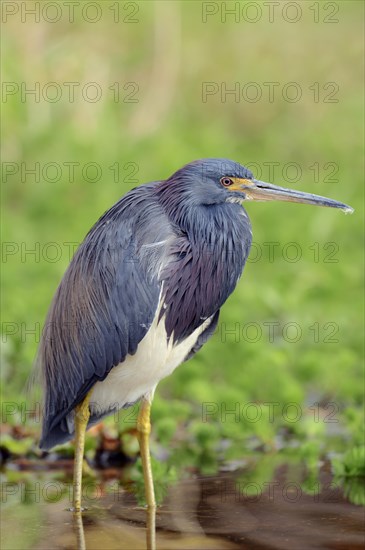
[39,183,170,448]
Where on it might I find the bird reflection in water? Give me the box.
[74,512,86,550]
[72,506,156,550]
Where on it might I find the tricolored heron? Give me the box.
[38,158,353,512]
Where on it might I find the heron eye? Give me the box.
[220,177,234,187]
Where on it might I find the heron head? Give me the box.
[167,158,353,213]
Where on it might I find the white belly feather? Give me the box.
[90,304,212,415]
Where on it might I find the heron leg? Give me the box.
[137,397,156,509]
[73,390,92,512]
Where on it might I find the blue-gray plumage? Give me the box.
[38,158,353,451]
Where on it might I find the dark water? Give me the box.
[1,461,364,550]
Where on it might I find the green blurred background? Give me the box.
[1,1,364,473]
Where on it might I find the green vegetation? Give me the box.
[2,1,363,498]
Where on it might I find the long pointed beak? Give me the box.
[242,179,354,214]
